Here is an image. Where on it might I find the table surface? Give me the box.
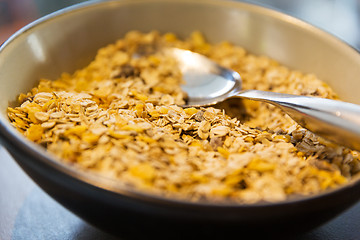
[1,0,360,239]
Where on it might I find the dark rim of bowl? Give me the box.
[1,0,360,209]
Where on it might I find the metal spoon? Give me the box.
[166,48,360,151]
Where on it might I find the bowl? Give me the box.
[1,0,360,238]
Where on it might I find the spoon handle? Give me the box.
[237,90,360,151]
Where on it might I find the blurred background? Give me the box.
[1,0,360,50]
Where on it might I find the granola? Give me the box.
[7,31,360,203]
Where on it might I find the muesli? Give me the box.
[8,31,360,203]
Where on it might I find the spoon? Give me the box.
[165,48,360,151]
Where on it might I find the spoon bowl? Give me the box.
[167,48,360,151]
[165,48,242,106]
